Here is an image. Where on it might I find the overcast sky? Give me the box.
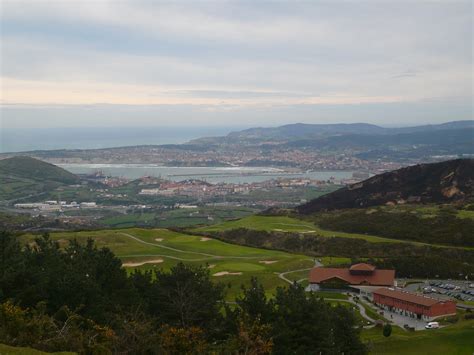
[1,0,472,128]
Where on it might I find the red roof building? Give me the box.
[308,263,395,291]
[373,288,456,321]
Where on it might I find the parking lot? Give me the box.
[403,279,474,303]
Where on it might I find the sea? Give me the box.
[0,126,242,153]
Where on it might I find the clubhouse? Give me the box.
[373,288,457,321]
[307,263,395,291]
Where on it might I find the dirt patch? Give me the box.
[200,237,212,242]
[208,264,216,269]
[122,259,164,267]
[273,229,285,232]
[259,260,278,264]
[154,238,163,242]
[212,271,243,277]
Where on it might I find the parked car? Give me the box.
[425,322,440,329]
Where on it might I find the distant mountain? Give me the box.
[0,156,80,200]
[296,159,474,214]
[223,120,474,141]
[227,123,387,140]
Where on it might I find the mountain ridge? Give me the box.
[296,158,474,214]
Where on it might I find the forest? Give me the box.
[315,208,474,247]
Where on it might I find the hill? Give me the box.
[188,121,474,162]
[297,159,474,214]
[219,120,474,141]
[0,156,80,200]
[227,122,386,140]
[0,156,79,184]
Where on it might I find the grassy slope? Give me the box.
[196,215,420,244]
[20,228,313,300]
[0,344,74,355]
[100,207,257,229]
[363,319,474,355]
[0,156,79,184]
[195,214,474,249]
[0,156,79,200]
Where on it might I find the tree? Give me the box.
[151,263,225,330]
[159,325,208,355]
[228,316,273,355]
[383,323,392,337]
[236,277,273,324]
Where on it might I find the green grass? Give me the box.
[362,319,474,354]
[20,228,313,300]
[0,344,74,354]
[324,300,369,327]
[312,291,349,300]
[195,215,413,244]
[196,215,318,233]
[100,207,258,229]
[457,209,474,220]
[196,215,474,249]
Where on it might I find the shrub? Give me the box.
[383,324,392,337]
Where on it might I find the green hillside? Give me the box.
[0,156,79,184]
[0,156,80,200]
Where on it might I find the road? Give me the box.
[278,259,321,284]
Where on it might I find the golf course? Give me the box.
[20,228,315,299]
[16,220,474,354]
[195,214,474,249]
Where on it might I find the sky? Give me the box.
[0,0,472,129]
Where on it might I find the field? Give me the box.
[362,319,474,355]
[99,206,257,229]
[195,215,427,245]
[20,228,314,299]
[195,214,474,250]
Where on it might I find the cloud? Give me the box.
[0,0,472,127]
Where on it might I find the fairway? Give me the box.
[196,215,474,249]
[195,215,416,244]
[20,228,314,299]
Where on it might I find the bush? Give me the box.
[383,324,392,338]
[443,315,459,324]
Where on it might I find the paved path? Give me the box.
[323,297,376,328]
[278,259,321,284]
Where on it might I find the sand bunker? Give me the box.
[213,271,243,277]
[273,229,285,232]
[122,259,164,267]
[259,260,278,264]
[200,237,212,242]
[208,264,216,269]
[154,238,163,242]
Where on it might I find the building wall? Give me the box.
[429,301,457,317]
[373,293,456,320]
